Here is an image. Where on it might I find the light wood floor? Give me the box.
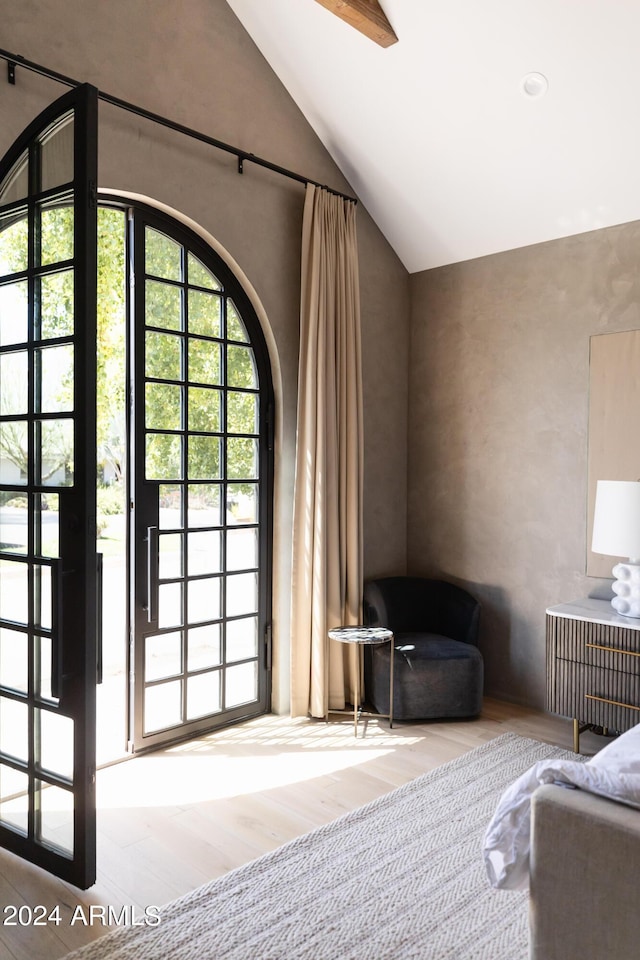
[0,698,603,960]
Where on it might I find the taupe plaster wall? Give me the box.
[408,222,640,708]
[0,0,409,713]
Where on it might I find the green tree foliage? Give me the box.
[0,207,259,499]
[142,227,259,489]
[97,207,126,483]
[0,204,76,483]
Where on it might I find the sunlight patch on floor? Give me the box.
[96,746,397,808]
[93,714,428,810]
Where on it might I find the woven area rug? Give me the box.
[64,733,576,960]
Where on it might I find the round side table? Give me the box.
[326,625,394,737]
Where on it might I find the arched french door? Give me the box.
[0,85,98,889]
[124,203,274,752]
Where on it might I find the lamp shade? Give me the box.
[592,480,640,560]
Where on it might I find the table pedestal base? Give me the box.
[325,625,395,738]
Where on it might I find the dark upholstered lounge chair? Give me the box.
[363,576,483,721]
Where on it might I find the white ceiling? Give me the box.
[225,0,640,273]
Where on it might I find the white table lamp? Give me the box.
[592,480,640,618]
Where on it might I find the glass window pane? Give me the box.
[0,696,28,761]
[37,419,74,487]
[0,152,28,206]
[145,383,183,431]
[188,483,221,528]
[188,386,221,433]
[227,527,258,571]
[227,438,258,481]
[146,433,183,481]
[37,708,73,781]
[158,533,183,580]
[0,763,28,835]
[37,344,74,413]
[187,623,221,671]
[0,628,28,693]
[145,631,182,681]
[146,279,182,332]
[0,559,28,624]
[226,617,258,662]
[227,391,258,435]
[0,209,28,275]
[188,290,221,338]
[37,634,58,703]
[146,331,183,382]
[187,577,220,624]
[187,530,221,576]
[158,582,183,629]
[36,493,59,559]
[227,483,258,525]
[187,671,221,721]
[188,435,220,480]
[40,115,74,192]
[187,253,221,291]
[227,572,258,618]
[0,350,28,415]
[227,345,256,389]
[144,679,182,734]
[33,564,52,631]
[0,421,28,485]
[39,202,73,267]
[36,780,73,855]
[226,300,248,343]
[188,338,220,386]
[225,662,257,709]
[159,484,183,529]
[145,227,182,282]
[0,280,28,346]
[0,499,27,555]
[39,270,74,340]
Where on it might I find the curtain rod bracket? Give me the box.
[238,152,257,176]
[7,60,15,85]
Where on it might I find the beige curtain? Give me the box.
[290,184,363,719]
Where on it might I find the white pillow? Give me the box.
[483,723,640,891]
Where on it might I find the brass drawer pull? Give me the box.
[586,642,640,658]
[585,693,640,712]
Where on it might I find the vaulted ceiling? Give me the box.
[225,0,640,273]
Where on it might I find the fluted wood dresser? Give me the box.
[546,598,640,752]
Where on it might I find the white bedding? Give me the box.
[483,723,640,890]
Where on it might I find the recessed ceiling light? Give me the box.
[522,72,548,98]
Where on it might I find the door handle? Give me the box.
[145,525,159,624]
[51,559,63,699]
[96,552,103,684]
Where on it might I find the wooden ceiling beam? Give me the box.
[313,0,398,48]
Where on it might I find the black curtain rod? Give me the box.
[0,47,357,204]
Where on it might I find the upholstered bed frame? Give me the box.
[529,782,640,959]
